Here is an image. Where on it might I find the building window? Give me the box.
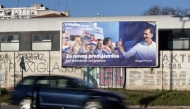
[168,30,189,49]
[4,10,11,15]
[0,35,19,51]
[159,29,190,50]
[32,34,52,50]
[0,11,3,15]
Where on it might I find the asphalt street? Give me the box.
[0,105,144,109]
[1,105,18,109]
[1,104,190,109]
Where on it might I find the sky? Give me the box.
[1,0,190,17]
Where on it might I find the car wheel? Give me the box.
[19,98,32,109]
[84,100,103,109]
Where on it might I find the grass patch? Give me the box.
[104,88,190,106]
[0,88,10,102]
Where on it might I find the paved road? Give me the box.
[1,105,18,109]
[0,105,169,109]
[0,105,143,109]
[1,104,190,109]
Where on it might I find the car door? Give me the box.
[41,77,90,108]
[34,77,76,108]
[12,77,37,104]
[51,77,89,108]
[33,77,58,107]
[34,76,89,108]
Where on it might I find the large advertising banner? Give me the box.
[61,21,157,67]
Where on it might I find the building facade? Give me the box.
[0,4,69,19]
[0,16,189,90]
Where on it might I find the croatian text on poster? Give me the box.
[61,21,157,67]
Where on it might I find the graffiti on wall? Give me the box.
[83,67,125,88]
[129,70,187,86]
[0,51,83,88]
[0,74,6,85]
[10,52,82,73]
[2,50,190,90]
[0,53,13,87]
[127,51,190,88]
[162,51,190,69]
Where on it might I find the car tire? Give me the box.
[19,98,32,109]
[84,100,103,109]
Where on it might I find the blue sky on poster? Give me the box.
[1,0,190,17]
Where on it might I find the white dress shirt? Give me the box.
[122,40,156,62]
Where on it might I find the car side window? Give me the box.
[57,78,80,88]
[36,78,57,88]
[57,78,68,88]
[36,79,48,84]
[19,78,35,86]
[36,79,50,87]
[49,79,56,87]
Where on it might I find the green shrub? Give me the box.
[0,88,10,102]
[1,88,10,95]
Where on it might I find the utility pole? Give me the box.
[66,2,67,11]
[58,3,61,10]
[0,83,1,109]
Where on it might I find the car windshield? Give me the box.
[72,78,96,89]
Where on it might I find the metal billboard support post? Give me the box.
[0,84,1,109]
[22,68,23,81]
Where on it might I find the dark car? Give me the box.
[10,75,127,109]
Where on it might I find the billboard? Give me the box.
[61,21,157,67]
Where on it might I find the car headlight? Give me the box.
[106,97,119,101]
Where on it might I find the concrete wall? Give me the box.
[126,50,190,90]
[1,50,190,90]
[0,51,125,89]
[1,16,190,32]
[0,51,83,88]
[83,67,125,88]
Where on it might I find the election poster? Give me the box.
[61,21,157,67]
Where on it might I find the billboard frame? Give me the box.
[60,19,158,68]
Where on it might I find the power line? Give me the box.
[66,2,67,11]
[58,3,61,11]
[17,0,19,8]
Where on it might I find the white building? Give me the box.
[1,15,190,90]
[0,4,69,19]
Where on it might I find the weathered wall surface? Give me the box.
[126,51,190,90]
[1,50,190,90]
[0,51,83,88]
[84,67,125,88]
[0,51,124,88]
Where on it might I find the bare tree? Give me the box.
[143,5,161,15]
[160,7,172,15]
[143,5,190,15]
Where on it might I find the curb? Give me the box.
[0,102,9,105]
[128,105,190,109]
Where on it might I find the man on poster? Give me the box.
[118,27,156,65]
[94,39,104,55]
